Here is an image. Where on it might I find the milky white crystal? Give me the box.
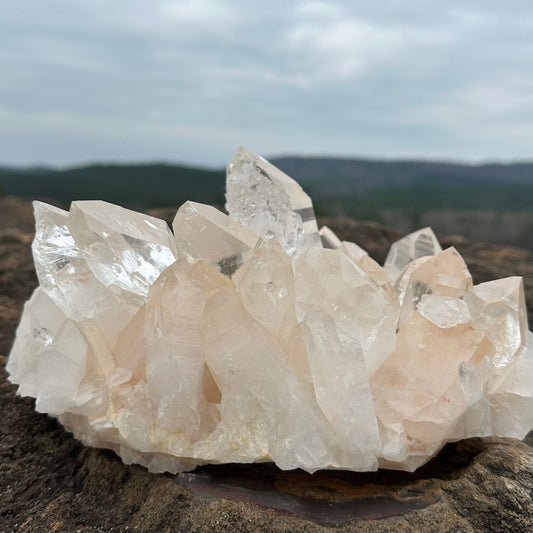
[7,146,533,474]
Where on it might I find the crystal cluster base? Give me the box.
[7,147,533,474]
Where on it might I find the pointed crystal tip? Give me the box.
[226,146,321,256]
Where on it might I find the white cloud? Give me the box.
[286,17,401,78]
[160,0,236,26]
[459,80,533,119]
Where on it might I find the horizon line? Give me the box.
[2,153,533,173]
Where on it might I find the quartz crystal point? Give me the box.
[7,146,533,475]
[7,288,88,416]
[396,247,473,329]
[384,227,441,283]
[226,146,321,256]
[295,247,397,375]
[319,225,398,306]
[68,200,177,297]
[319,226,342,249]
[173,201,258,276]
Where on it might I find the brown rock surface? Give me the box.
[1,199,532,532]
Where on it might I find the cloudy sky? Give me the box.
[1,0,532,167]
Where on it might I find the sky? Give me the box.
[1,0,533,167]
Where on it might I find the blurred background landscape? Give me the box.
[1,156,532,249]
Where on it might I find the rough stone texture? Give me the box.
[1,198,532,532]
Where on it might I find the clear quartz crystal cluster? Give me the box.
[7,147,533,474]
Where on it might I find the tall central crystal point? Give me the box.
[7,147,533,474]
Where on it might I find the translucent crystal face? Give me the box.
[173,201,258,276]
[226,146,321,256]
[294,247,397,376]
[7,146,533,475]
[69,200,177,297]
[396,247,473,329]
[384,227,442,283]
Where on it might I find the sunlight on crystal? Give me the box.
[7,147,533,474]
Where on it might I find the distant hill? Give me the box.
[270,157,533,250]
[1,156,532,249]
[0,163,225,210]
[272,157,533,186]
[270,157,533,214]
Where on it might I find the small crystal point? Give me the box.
[226,146,321,256]
[7,288,88,416]
[384,227,441,283]
[319,226,342,249]
[394,256,433,306]
[233,238,296,338]
[417,294,471,328]
[397,247,473,329]
[32,201,89,313]
[466,277,528,371]
[339,240,399,305]
[173,200,259,276]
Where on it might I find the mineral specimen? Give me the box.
[7,147,533,474]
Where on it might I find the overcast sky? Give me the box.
[1,1,532,167]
